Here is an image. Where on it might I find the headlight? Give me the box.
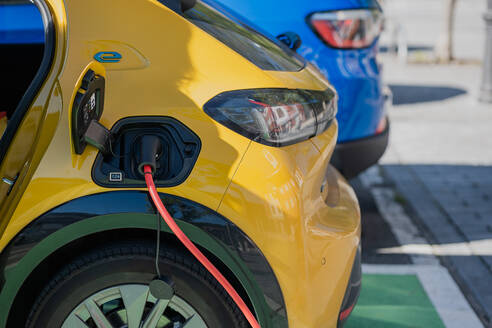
[309,9,384,49]
[203,88,337,147]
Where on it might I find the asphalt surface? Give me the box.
[381,164,492,327]
[349,163,487,328]
[339,1,491,325]
[347,8,491,319]
[351,178,411,265]
[347,173,482,328]
[375,53,492,326]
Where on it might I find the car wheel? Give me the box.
[26,242,248,328]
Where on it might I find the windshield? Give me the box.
[179,0,305,72]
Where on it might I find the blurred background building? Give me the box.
[379,0,486,64]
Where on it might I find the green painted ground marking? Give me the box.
[345,274,445,328]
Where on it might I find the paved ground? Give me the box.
[344,4,491,324]
[382,164,492,325]
[351,177,411,265]
[347,272,445,328]
[349,164,483,328]
[366,51,492,327]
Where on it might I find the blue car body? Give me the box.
[214,0,390,178]
[0,2,44,44]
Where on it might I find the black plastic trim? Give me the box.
[337,245,362,328]
[0,0,55,162]
[92,116,201,188]
[158,0,306,72]
[331,121,389,179]
[72,70,106,154]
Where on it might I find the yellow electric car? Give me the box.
[0,0,361,327]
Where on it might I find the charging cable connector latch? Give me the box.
[84,119,112,155]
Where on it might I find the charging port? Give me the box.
[92,117,201,188]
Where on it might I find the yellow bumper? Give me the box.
[218,122,361,328]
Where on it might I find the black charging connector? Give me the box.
[137,135,163,176]
[135,134,175,298]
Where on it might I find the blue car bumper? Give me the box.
[332,118,389,179]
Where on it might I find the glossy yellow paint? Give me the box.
[0,0,360,327]
[0,0,67,238]
[219,122,361,328]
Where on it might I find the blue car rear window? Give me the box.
[182,1,305,72]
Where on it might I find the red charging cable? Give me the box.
[144,165,261,328]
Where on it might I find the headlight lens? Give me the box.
[203,88,337,147]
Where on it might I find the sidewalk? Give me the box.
[379,58,492,326]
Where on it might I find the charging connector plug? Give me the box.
[137,135,163,176]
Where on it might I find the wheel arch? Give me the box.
[0,192,287,328]
[5,224,258,327]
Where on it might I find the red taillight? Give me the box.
[309,9,383,49]
[339,303,356,321]
[375,116,387,134]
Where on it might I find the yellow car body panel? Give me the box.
[219,122,361,328]
[0,0,329,246]
[0,0,361,327]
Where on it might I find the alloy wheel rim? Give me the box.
[61,284,208,328]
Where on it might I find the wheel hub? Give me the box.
[61,284,207,328]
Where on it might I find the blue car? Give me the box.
[215,0,390,178]
[0,1,44,44]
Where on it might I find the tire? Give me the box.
[26,242,248,328]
